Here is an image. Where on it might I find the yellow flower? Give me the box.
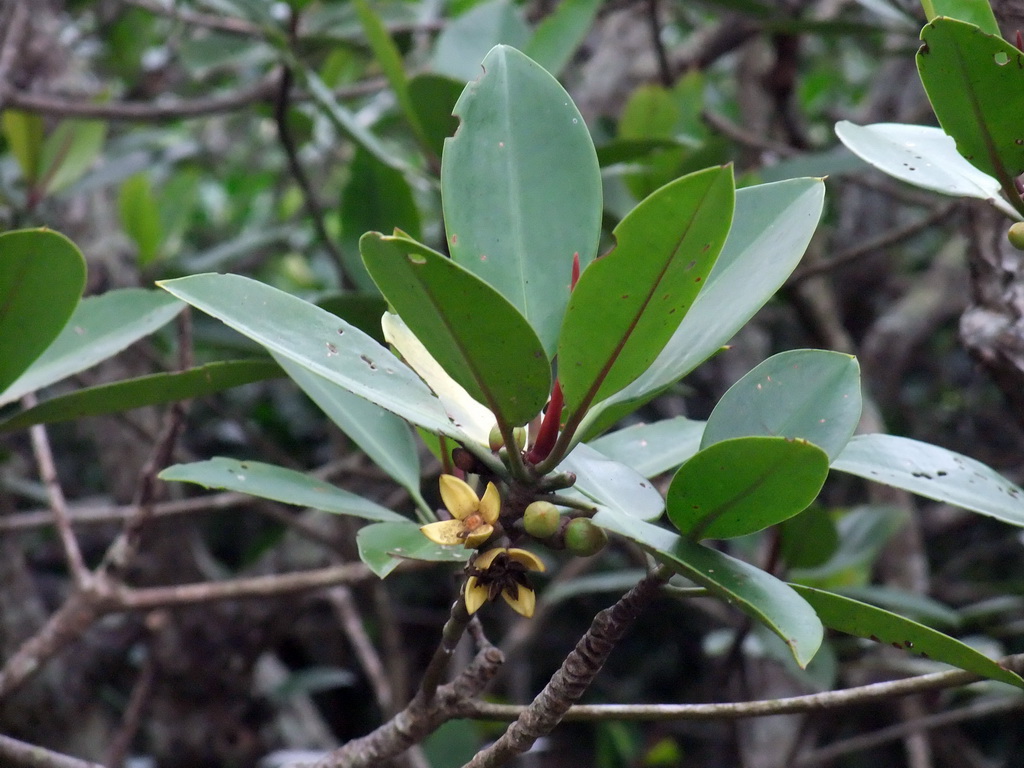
[465,547,546,618]
[420,475,500,549]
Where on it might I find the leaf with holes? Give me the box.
[832,434,1024,527]
[160,458,405,522]
[361,232,550,429]
[835,122,1018,217]
[442,45,601,355]
[559,166,734,421]
[158,273,466,440]
[793,586,1024,688]
[668,436,830,540]
[917,18,1024,209]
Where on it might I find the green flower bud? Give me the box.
[564,518,608,557]
[523,501,560,539]
[512,426,528,451]
[488,424,504,452]
[1009,222,1024,251]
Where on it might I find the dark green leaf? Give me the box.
[160,457,405,522]
[0,360,281,432]
[1,110,44,184]
[702,349,862,460]
[779,507,839,569]
[917,18,1024,210]
[560,167,734,420]
[0,288,183,406]
[667,436,830,539]
[0,229,86,397]
[582,179,825,435]
[832,433,1024,527]
[340,148,422,292]
[407,73,463,159]
[442,44,602,355]
[793,585,1024,688]
[595,510,823,667]
[357,520,472,578]
[922,0,1000,37]
[361,232,550,428]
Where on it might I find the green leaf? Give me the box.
[834,121,1019,218]
[917,18,1024,212]
[317,293,389,346]
[523,0,602,77]
[442,44,602,355]
[922,0,1000,37]
[2,110,44,184]
[832,433,1024,527]
[779,507,839,569]
[582,178,825,434]
[0,229,86,397]
[559,167,735,419]
[353,0,427,145]
[340,149,422,292]
[0,288,184,406]
[272,354,423,502]
[587,416,706,478]
[667,436,830,540]
[38,120,107,195]
[407,73,463,159]
[560,443,665,522]
[791,505,910,588]
[702,349,862,460]
[157,273,466,439]
[836,585,962,628]
[357,520,472,578]
[160,457,405,522]
[595,510,823,667]
[118,173,164,266]
[792,586,1024,688]
[432,0,531,81]
[0,360,282,432]
[361,232,550,429]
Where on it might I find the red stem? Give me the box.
[526,381,563,464]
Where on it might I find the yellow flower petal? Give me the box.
[506,548,546,572]
[474,547,503,570]
[462,524,494,549]
[502,585,536,618]
[419,519,467,546]
[464,576,488,614]
[479,482,501,525]
[439,474,479,520]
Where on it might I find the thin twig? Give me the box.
[789,202,959,284]
[0,0,29,110]
[25,395,90,587]
[329,586,394,715]
[646,0,673,87]
[0,733,105,768]
[104,651,156,768]
[794,694,1024,766]
[453,653,1024,722]
[274,58,348,286]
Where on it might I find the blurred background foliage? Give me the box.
[2,0,1024,766]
